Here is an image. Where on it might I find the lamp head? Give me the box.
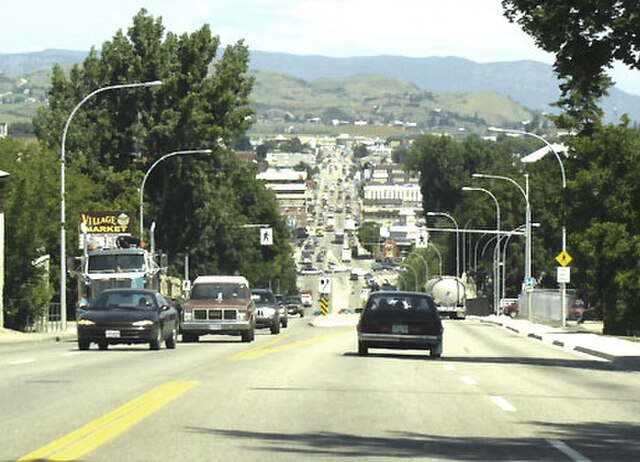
[145,80,163,87]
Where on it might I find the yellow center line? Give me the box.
[19,380,198,461]
[228,332,293,360]
[234,330,350,360]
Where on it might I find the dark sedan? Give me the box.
[357,291,443,358]
[76,289,179,351]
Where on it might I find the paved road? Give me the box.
[2,317,639,461]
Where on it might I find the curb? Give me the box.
[480,317,640,371]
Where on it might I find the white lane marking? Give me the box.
[9,358,35,365]
[461,376,477,385]
[490,395,516,412]
[546,439,591,462]
[443,364,455,371]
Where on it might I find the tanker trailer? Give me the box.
[425,276,466,319]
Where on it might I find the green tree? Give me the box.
[502,1,640,134]
[279,137,305,153]
[357,222,381,257]
[30,9,298,306]
[567,125,640,334]
[0,140,57,328]
[353,143,369,159]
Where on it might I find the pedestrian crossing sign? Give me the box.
[555,250,572,267]
[260,227,273,246]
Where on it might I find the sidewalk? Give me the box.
[0,323,77,345]
[482,315,640,371]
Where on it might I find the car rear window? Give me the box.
[364,294,437,317]
[251,291,275,303]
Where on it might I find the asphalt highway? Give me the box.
[2,316,639,461]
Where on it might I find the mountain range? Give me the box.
[1,49,639,126]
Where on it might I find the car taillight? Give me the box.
[360,323,391,333]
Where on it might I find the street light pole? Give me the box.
[462,186,501,313]
[427,211,459,278]
[399,263,418,292]
[489,126,566,325]
[60,80,162,331]
[473,172,532,319]
[408,250,429,290]
[429,242,443,277]
[139,149,212,240]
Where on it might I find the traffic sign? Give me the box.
[318,277,332,294]
[260,227,273,246]
[415,230,429,248]
[555,250,572,266]
[557,266,571,283]
[319,296,329,316]
[523,276,536,289]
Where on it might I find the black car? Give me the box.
[251,288,281,334]
[285,295,304,317]
[76,289,179,351]
[356,291,443,358]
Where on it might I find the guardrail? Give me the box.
[26,303,64,333]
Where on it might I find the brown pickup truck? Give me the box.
[180,275,255,342]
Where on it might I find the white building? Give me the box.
[0,123,7,139]
[362,183,423,224]
[256,169,310,228]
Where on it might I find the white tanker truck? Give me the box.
[425,276,466,319]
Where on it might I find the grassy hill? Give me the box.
[0,66,534,136]
[250,71,534,135]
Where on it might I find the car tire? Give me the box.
[358,341,368,356]
[300,311,304,318]
[150,329,162,350]
[98,341,108,351]
[430,341,443,358]
[78,340,90,351]
[270,320,280,335]
[241,328,254,343]
[166,328,177,349]
[182,333,198,343]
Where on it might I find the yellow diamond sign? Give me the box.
[555,250,572,267]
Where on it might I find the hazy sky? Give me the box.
[2,0,638,94]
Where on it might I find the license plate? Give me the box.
[209,324,222,330]
[392,324,408,334]
[105,330,120,338]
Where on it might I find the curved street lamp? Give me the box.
[489,126,568,325]
[462,186,501,313]
[60,80,162,330]
[407,250,429,289]
[399,263,418,292]
[139,149,213,239]
[429,242,443,277]
[426,211,459,277]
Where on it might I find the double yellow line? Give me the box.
[229,331,349,360]
[19,381,197,461]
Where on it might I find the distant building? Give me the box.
[256,169,310,229]
[0,123,7,139]
[362,183,423,223]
